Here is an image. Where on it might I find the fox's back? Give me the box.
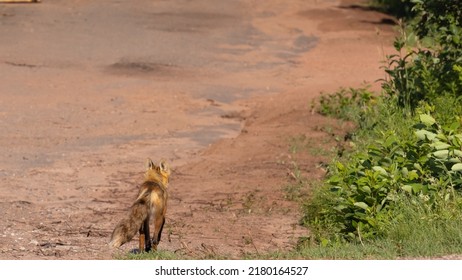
[140,181,167,210]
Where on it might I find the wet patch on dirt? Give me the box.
[106,60,182,78]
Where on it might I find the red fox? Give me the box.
[109,158,171,252]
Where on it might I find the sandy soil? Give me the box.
[0,0,396,259]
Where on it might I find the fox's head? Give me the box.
[145,158,171,187]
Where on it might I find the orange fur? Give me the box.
[109,158,170,252]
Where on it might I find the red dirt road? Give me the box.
[0,0,395,259]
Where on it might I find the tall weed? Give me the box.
[382,0,462,110]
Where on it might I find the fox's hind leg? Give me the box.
[138,223,145,253]
[138,218,151,252]
[143,218,152,252]
[151,215,165,251]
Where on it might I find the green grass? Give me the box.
[114,249,184,260]
[283,162,309,202]
[247,194,462,260]
[384,197,462,258]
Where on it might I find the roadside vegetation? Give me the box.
[293,0,462,259]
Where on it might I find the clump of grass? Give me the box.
[384,196,462,258]
[254,193,462,260]
[284,162,309,202]
[300,194,462,259]
[115,249,183,260]
[318,87,375,123]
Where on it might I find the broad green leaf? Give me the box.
[354,202,368,210]
[411,184,423,193]
[402,184,423,193]
[328,175,342,184]
[365,197,375,205]
[432,141,451,150]
[401,167,418,180]
[384,135,398,147]
[449,122,460,131]
[433,150,449,159]
[401,167,409,177]
[419,114,436,126]
[451,163,462,171]
[415,129,436,141]
[436,133,448,142]
[361,186,371,194]
[336,161,345,171]
[408,170,419,180]
[454,150,462,157]
[372,166,388,176]
[401,185,413,193]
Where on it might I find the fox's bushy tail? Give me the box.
[109,197,150,248]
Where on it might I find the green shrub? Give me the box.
[300,0,462,256]
[305,106,462,242]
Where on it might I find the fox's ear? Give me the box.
[159,159,169,173]
[145,158,155,170]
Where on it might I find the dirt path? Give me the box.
[0,0,395,259]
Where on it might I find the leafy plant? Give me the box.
[318,87,375,122]
[382,0,462,111]
[299,0,462,258]
[306,108,462,241]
